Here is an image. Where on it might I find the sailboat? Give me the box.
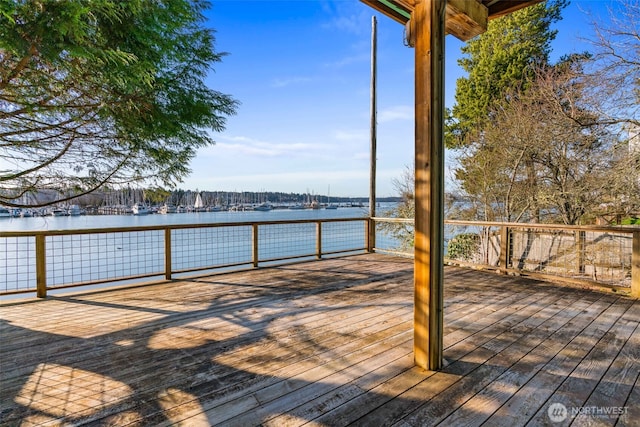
[193,192,206,212]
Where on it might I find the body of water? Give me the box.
[0,206,373,232]
[1,206,396,298]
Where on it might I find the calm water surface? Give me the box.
[0,206,374,232]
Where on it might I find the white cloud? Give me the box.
[334,129,368,142]
[203,135,326,158]
[378,105,413,123]
[324,53,369,69]
[271,76,313,88]
[320,1,371,35]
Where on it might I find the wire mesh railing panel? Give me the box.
[171,225,253,271]
[507,229,632,285]
[375,219,414,255]
[322,220,367,254]
[2,218,634,296]
[0,236,36,293]
[259,222,316,260]
[582,231,632,286]
[509,229,577,275]
[46,231,165,287]
[444,224,502,266]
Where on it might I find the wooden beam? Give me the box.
[446,0,487,41]
[361,0,485,40]
[413,0,446,371]
[360,0,542,41]
[360,0,412,25]
[487,0,543,20]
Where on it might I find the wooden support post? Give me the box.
[252,224,259,268]
[632,231,639,299]
[369,15,378,253]
[413,0,446,371]
[499,226,509,273]
[164,229,172,280]
[367,218,375,253]
[35,234,47,298]
[316,221,323,259]
[576,230,585,275]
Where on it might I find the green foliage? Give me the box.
[452,53,632,225]
[445,0,566,149]
[446,233,480,261]
[0,0,238,207]
[621,217,640,225]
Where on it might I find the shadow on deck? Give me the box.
[1,253,638,426]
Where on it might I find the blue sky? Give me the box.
[182,0,615,198]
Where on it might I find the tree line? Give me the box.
[388,0,639,231]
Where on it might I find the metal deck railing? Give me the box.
[0,218,369,297]
[373,217,639,294]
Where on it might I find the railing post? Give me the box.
[499,226,509,273]
[367,218,375,253]
[164,229,172,280]
[35,234,46,298]
[576,230,585,275]
[316,221,322,259]
[252,224,259,268]
[632,231,639,299]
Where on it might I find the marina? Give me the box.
[0,201,366,219]
[0,205,372,232]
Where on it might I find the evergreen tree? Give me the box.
[0,0,238,207]
[445,0,566,149]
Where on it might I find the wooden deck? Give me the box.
[1,253,638,426]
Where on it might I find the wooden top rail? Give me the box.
[372,217,639,235]
[445,220,639,234]
[371,217,414,224]
[0,217,369,238]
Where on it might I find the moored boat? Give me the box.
[68,205,83,216]
[193,192,206,212]
[131,203,150,215]
[49,207,67,216]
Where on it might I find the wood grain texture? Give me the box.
[1,254,636,426]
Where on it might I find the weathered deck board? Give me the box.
[0,253,636,426]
